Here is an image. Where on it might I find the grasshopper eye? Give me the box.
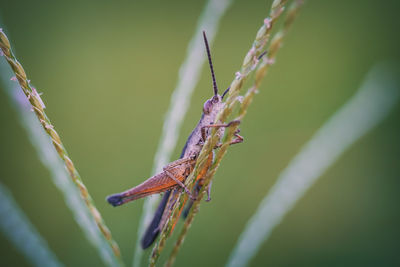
[203,99,213,114]
[211,95,220,103]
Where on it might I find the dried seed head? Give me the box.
[12,60,27,80]
[31,87,46,109]
[0,28,10,53]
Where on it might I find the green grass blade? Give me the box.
[0,182,63,267]
[0,29,123,266]
[226,63,400,267]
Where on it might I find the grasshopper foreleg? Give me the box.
[226,129,244,146]
[201,120,244,146]
[201,119,241,133]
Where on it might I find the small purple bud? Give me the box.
[264,18,272,29]
[236,96,244,103]
[266,58,275,65]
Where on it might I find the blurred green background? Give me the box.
[1,0,400,266]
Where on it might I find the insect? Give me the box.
[107,31,245,249]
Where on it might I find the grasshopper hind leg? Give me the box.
[141,191,171,249]
[163,167,195,200]
[106,194,124,207]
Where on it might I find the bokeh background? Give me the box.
[1,0,400,266]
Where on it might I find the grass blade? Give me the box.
[226,63,400,267]
[0,29,123,266]
[0,182,63,267]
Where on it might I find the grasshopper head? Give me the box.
[203,94,222,115]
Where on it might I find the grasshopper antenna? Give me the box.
[203,31,218,96]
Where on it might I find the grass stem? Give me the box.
[151,0,304,266]
[128,0,234,266]
[0,28,123,267]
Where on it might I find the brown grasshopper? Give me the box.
[107,31,246,248]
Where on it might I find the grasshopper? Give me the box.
[107,31,245,249]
